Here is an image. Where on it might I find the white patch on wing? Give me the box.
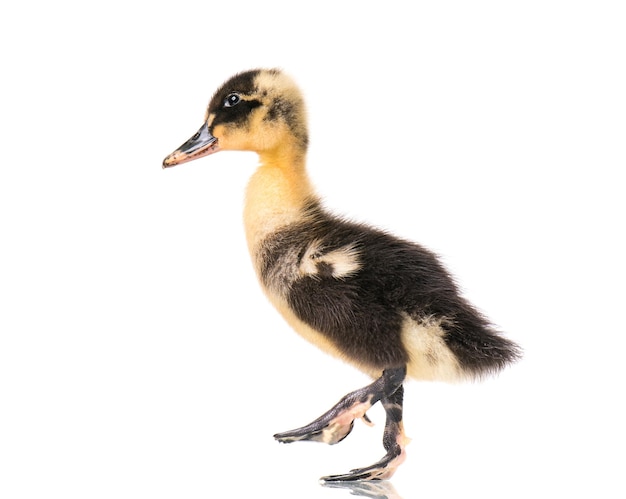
[326,244,362,278]
[299,242,361,279]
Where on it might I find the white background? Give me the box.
[1,1,625,498]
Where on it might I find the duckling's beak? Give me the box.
[162,121,219,168]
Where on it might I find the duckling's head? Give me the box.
[163,69,308,168]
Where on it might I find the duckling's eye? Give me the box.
[224,93,241,108]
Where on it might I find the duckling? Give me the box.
[163,68,521,482]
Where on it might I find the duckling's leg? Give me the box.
[322,385,408,481]
[275,367,407,480]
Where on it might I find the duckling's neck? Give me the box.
[243,146,316,256]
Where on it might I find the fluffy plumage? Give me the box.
[163,68,521,481]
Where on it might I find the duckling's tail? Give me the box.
[442,300,522,379]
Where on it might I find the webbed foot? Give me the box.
[275,367,408,481]
[274,397,374,444]
[321,443,406,482]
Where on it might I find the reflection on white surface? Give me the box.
[323,480,403,499]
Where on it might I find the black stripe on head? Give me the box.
[207,69,263,129]
[210,98,263,129]
[208,69,261,111]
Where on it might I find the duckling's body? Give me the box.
[164,68,520,481]
[251,195,514,381]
